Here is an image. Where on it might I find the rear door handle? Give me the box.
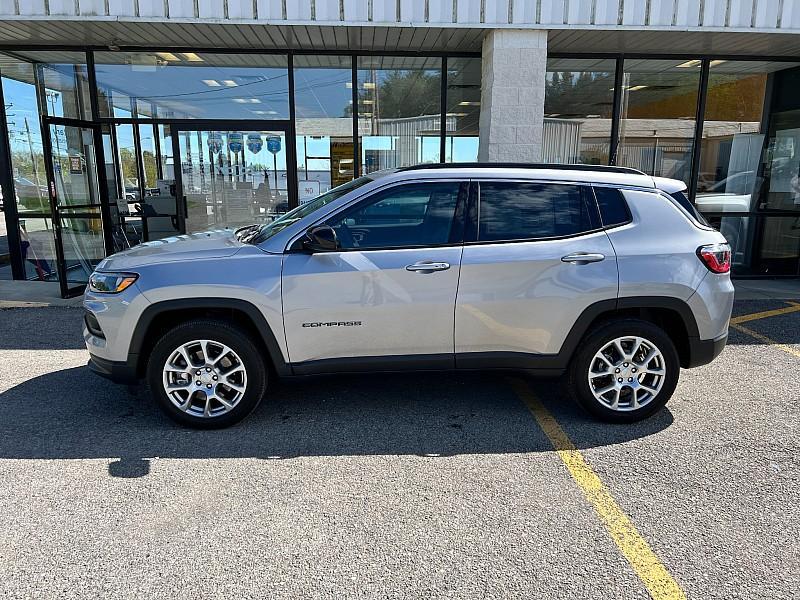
[561,252,606,264]
[405,261,451,272]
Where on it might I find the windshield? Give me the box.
[244,176,373,244]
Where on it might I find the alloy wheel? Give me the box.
[162,339,248,418]
[587,336,666,412]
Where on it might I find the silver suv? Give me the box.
[83,164,734,428]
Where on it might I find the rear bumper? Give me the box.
[686,332,728,368]
[88,353,138,384]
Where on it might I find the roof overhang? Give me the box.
[0,19,799,58]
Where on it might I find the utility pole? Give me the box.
[24,117,44,207]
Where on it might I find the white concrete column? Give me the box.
[478,29,548,163]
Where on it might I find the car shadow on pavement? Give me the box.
[0,364,674,477]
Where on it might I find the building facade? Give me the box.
[1,0,800,296]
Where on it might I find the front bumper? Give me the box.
[88,353,138,384]
[686,332,728,368]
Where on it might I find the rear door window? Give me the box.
[477,182,600,242]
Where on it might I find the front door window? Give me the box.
[325,181,462,249]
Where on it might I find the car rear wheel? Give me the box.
[567,319,680,422]
[146,319,267,428]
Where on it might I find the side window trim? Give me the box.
[468,179,605,245]
[288,179,469,253]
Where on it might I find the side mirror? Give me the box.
[303,225,339,252]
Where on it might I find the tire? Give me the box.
[145,319,268,429]
[566,318,680,423]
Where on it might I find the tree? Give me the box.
[350,70,442,119]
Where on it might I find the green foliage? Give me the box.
[350,70,442,119]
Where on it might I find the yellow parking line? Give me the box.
[730,322,800,359]
[509,379,685,600]
[730,303,800,324]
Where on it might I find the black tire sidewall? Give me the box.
[146,319,267,429]
[568,319,680,423]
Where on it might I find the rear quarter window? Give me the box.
[593,187,631,228]
[668,190,711,227]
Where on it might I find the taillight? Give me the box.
[697,243,731,273]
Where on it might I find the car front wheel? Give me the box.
[146,319,267,428]
[567,319,680,422]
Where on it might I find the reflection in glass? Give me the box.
[139,124,159,190]
[94,52,289,120]
[0,51,91,121]
[445,58,480,163]
[757,216,800,275]
[17,217,58,281]
[49,124,101,208]
[327,182,460,249]
[47,125,105,285]
[293,56,354,202]
[1,58,49,214]
[357,56,442,173]
[478,183,598,241]
[544,58,616,165]
[178,129,289,233]
[59,210,106,285]
[115,123,140,202]
[617,59,701,186]
[694,62,781,213]
[758,66,800,214]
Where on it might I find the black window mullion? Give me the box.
[688,59,710,204]
[287,53,299,209]
[352,54,360,178]
[440,56,447,164]
[132,120,147,202]
[608,55,624,166]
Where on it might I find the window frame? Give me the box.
[290,178,469,253]
[465,179,605,245]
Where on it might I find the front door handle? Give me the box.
[405,261,451,272]
[561,252,606,264]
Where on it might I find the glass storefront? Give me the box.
[616,59,701,186]
[694,61,800,276]
[293,55,354,202]
[178,128,290,231]
[444,57,480,163]
[543,58,616,165]
[2,48,800,294]
[93,52,290,120]
[357,56,443,173]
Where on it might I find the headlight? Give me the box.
[88,272,138,294]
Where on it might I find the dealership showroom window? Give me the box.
[1,18,800,295]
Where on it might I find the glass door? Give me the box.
[173,124,295,234]
[43,119,112,297]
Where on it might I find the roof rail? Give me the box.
[395,162,646,176]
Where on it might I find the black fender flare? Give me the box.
[557,295,701,366]
[128,298,291,377]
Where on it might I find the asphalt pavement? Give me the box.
[0,301,797,599]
